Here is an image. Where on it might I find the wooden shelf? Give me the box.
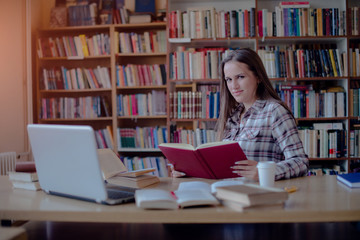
[39,55,111,60]
[39,117,113,122]
[117,115,167,120]
[116,53,166,57]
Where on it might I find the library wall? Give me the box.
[0,0,28,154]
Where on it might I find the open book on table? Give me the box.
[135,179,248,209]
[158,141,247,179]
[97,149,159,188]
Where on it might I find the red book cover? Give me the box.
[159,141,247,179]
[137,65,145,86]
[15,161,36,172]
[244,10,249,37]
[325,9,330,36]
[149,31,155,52]
[258,10,263,37]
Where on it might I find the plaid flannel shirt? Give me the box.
[223,99,309,180]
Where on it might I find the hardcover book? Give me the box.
[11,180,41,191]
[337,172,360,188]
[221,199,284,212]
[9,162,40,191]
[215,183,289,206]
[8,171,38,182]
[158,141,247,179]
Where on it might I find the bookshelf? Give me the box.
[34,0,360,174]
[35,22,170,177]
[348,0,360,172]
[166,0,360,174]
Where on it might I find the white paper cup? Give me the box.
[257,161,276,187]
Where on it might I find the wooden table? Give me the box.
[1,175,360,223]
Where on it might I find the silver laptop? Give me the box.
[27,124,135,205]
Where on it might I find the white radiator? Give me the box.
[0,152,16,175]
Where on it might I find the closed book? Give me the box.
[158,141,247,179]
[221,199,284,212]
[11,180,41,191]
[129,13,154,24]
[337,172,360,188]
[216,183,289,206]
[8,171,38,182]
[106,174,160,189]
[15,161,36,172]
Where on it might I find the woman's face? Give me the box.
[224,61,259,107]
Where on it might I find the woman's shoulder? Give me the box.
[263,100,291,115]
[262,99,284,109]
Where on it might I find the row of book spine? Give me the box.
[41,66,111,90]
[258,46,346,79]
[169,47,231,80]
[169,90,220,120]
[68,4,97,26]
[275,84,346,118]
[169,8,256,39]
[121,156,169,177]
[258,7,346,37]
[308,165,345,176]
[169,125,216,148]
[350,129,360,157]
[298,123,346,158]
[116,64,166,87]
[117,91,166,117]
[349,47,360,77]
[112,7,130,24]
[169,6,348,39]
[117,126,167,149]
[40,96,111,119]
[349,7,360,36]
[115,30,166,54]
[37,33,110,58]
[95,126,114,149]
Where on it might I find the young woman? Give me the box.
[216,48,308,180]
[171,48,309,181]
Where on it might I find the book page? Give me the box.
[116,168,156,177]
[196,140,238,149]
[159,143,195,150]
[135,189,178,209]
[177,181,211,192]
[97,149,128,180]
[210,179,248,194]
[174,189,219,208]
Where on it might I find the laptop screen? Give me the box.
[27,124,108,203]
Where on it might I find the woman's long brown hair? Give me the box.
[216,48,294,140]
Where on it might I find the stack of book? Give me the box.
[216,184,289,211]
[98,149,160,188]
[8,162,41,191]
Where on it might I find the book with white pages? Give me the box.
[8,171,38,182]
[135,179,249,209]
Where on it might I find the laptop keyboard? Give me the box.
[107,189,134,200]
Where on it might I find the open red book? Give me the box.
[159,141,247,179]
